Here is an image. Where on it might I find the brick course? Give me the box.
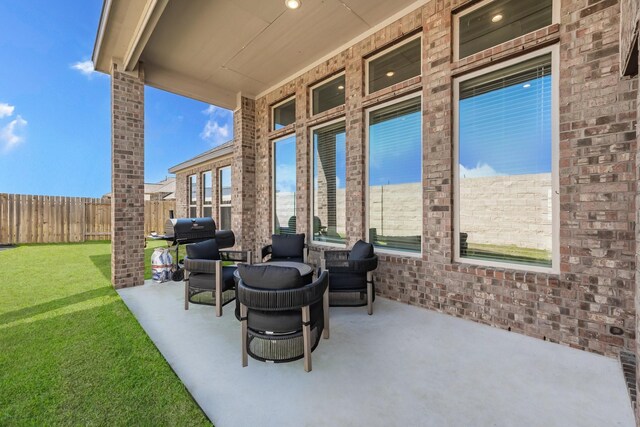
[111,65,145,289]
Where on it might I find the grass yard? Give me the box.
[0,240,211,426]
[466,242,551,265]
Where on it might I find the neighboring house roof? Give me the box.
[103,176,176,199]
[168,140,233,174]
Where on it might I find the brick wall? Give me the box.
[174,156,232,220]
[111,65,145,289]
[244,0,639,358]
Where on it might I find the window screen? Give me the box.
[368,37,421,94]
[368,97,422,253]
[458,0,552,59]
[219,167,232,230]
[202,172,212,217]
[313,121,346,244]
[188,175,197,218]
[274,136,297,235]
[273,98,296,130]
[312,75,345,115]
[457,53,553,267]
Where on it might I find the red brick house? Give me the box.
[93,0,639,417]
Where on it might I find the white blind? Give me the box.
[458,54,552,267]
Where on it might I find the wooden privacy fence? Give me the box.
[0,193,175,244]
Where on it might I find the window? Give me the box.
[272,98,296,130]
[219,166,232,230]
[312,120,346,245]
[367,36,421,94]
[188,175,197,218]
[454,49,557,271]
[311,74,345,116]
[455,0,553,60]
[367,96,422,253]
[273,135,297,235]
[202,171,212,217]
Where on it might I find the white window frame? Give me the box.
[188,174,197,217]
[364,33,422,96]
[202,171,212,217]
[309,72,346,117]
[271,96,296,132]
[452,0,560,61]
[364,92,423,258]
[218,166,232,228]
[452,44,560,274]
[272,133,297,234]
[309,117,348,248]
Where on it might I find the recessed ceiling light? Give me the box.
[386,71,395,77]
[337,85,344,90]
[285,0,301,9]
[491,14,503,23]
[523,83,531,88]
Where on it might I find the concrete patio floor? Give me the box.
[118,280,634,427]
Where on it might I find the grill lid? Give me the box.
[165,217,216,242]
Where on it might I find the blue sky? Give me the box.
[0,1,233,198]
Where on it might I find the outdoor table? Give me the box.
[233,261,314,284]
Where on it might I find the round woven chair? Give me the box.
[236,264,329,372]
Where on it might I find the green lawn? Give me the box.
[0,241,211,426]
[466,242,551,265]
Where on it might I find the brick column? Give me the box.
[344,45,366,246]
[232,95,257,252]
[635,34,640,424]
[295,81,310,238]
[111,64,145,288]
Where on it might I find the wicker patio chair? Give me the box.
[236,264,329,372]
[261,233,308,263]
[183,237,252,317]
[323,240,378,315]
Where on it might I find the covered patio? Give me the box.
[119,279,634,427]
[93,0,640,425]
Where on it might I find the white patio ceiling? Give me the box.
[93,0,422,109]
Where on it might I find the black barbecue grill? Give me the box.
[161,218,235,281]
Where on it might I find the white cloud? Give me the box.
[0,103,15,119]
[459,162,502,178]
[1,115,27,152]
[201,105,233,146]
[71,60,97,77]
[275,164,296,193]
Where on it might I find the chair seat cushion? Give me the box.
[349,239,374,260]
[329,272,367,291]
[189,266,236,291]
[248,302,323,333]
[186,239,220,260]
[238,264,304,290]
[271,233,305,259]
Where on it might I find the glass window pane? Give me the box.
[458,53,552,267]
[458,0,552,59]
[368,97,422,253]
[312,75,345,115]
[203,172,212,206]
[274,135,297,235]
[220,167,232,205]
[273,98,296,130]
[220,206,232,231]
[189,175,197,205]
[189,207,197,218]
[313,121,346,244]
[203,206,212,218]
[368,37,421,94]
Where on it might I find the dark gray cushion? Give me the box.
[238,264,304,290]
[271,234,305,259]
[329,271,367,291]
[186,239,220,260]
[248,302,323,333]
[349,240,373,260]
[189,266,236,291]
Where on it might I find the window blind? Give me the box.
[313,121,346,244]
[457,53,553,267]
